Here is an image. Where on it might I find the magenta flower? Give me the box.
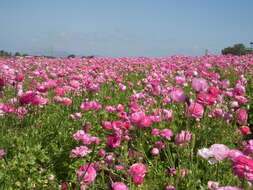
[106,134,121,149]
[19,92,37,105]
[0,149,5,159]
[76,164,97,184]
[0,78,5,87]
[166,185,176,190]
[111,182,129,190]
[232,154,253,181]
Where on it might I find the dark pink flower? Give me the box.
[19,92,37,105]
[15,75,25,82]
[232,155,253,181]
[106,134,121,148]
[0,78,5,86]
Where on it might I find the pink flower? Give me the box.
[132,175,145,185]
[106,134,121,148]
[73,130,91,145]
[216,186,243,190]
[151,128,160,136]
[151,148,159,155]
[0,149,5,159]
[19,92,37,105]
[192,78,209,92]
[209,144,230,161]
[239,126,251,135]
[232,155,253,181]
[166,185,176,190]
[197,93,215,106]
[228,149,244,159]
[186,103,204,118]
[61,97,72,105]
[0,78,5,86]
[70,146,91,158]
[160,129,173,140]
[208,86,219,97]
[111,182,129,190]
[129,163,148,176]
[207,181,219,190]
[139,116,152,128]
[236,108,248,125]
[15,75,25,82]
[76,164,97,184]
[170,87,186,102]
[175,130,192,146]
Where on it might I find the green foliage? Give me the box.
[221,43,252,55]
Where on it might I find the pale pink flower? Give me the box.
[111,182,129,190]
[160,129,173,140]
[192,78,209,92]
[70,146,91,158]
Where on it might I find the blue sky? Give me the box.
[0,0,252,57]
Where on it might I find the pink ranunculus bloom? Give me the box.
[239,126,251,135]
[232,155,253,181]
[216,186,243,190]
[61,97,72,105]
[15,74,25,82]
[129,163,148,176]
[73,130,91,145]
[166,185,176,190]
[151,128,160,136]
[228,149,244,159]
[15,106,27,118]
[2,104,15,113]
[209,144,230,161]
[70,146,91,158]
[175,130,192,146]
[186,103,204,118]
[106,134,121,148]
[132,175,145,185]
[76,164,97,184]
[213,108,223,118]
[170,87,186,102]
[139,116,152,128]
[70,112,83,119]
[151,147,159,155]
[243,140,253,155]
[111,182,129,190]
[208,86,219,97]
[19,92,37,105]
[0,78,5,86]
[197,93,215,106]
[192,78,209,92]
[207,181,219,190]
[236,108,248,125]
[0,149,5,159]
[160,129,173,140]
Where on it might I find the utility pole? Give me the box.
[250,42,253,54]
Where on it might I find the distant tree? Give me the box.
[222,43,251,55]
[67,54,76,58]
[15,52,21,56]
[81,55,95,59]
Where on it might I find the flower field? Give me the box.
[0,55,253,190]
